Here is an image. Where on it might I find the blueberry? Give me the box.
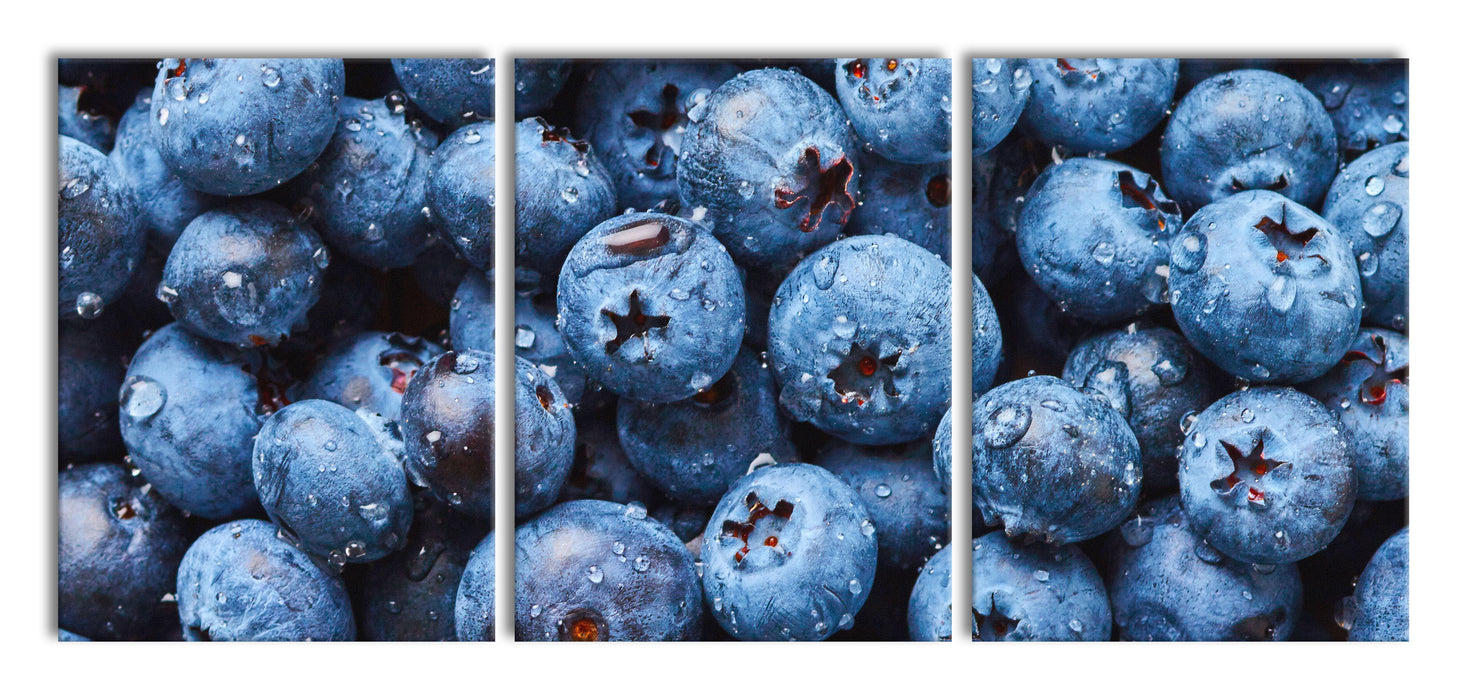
[59,84,115,151]
[450,270,587,405]
[151,59,345,196]
[701,463,877,640]
[768,235,995,444]
[1168,190,1362,384]
[618,348,797,506]
[59,463,189,640]
[973,134,1049,286]
[847,155,952,260]
[1299,329,1408,501]
[556,212,745,403]
[1178,59,1288,92]
[360,497,489,641]
[512,355,577,518]
[1322,142,1409,329]
[1062,323,1220,493]
[1303,60,1408,160]
[573,60,741,211]
[275,253,382,358]
[1178,387,1355,564]
[817,439,947,570]
[59,135,144,320]
[453,530,498,641]
[1161,69,1338,211]
[288,96,439,269]
[108,89,222,253]
[1345,526,1408,641]
[970,59,1032,156]
[119,323,280,519]
[971,375,1142,544]
[390,58,495,125]
[177,519,356,641]
[252,399,414,563]
[1106,495,1303,641]
[906,540,954,641]
[511,59,572,119]
[516,500,701,641]
[677,68,860,268]
[411,235,472,307]
[514,117,618,273]
[399,350,496,519]
[969,532,1111,641]
[1021,59,1179,153]
[835,58,952,164]
[1016,157,1182,322]
[160,201,327,347]
[296,331,444,422]
[426,121,498,271]
[59,319,127,464]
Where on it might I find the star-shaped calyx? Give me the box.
[973,595,1021,641]
[1117,170,1181,232]
[1212,437,1288,506]
[827,341,901,407]
[1254,206,1326,264]
[600,290,669,355]
[774,146,856,233]
[720,492,794,566]
[1342,333,1408,406]
[626,83,685,169]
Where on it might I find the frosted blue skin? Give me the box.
[768,235,999,445]
[427,122,497,271]
[835,58,952,164]
[289,96,439,269]
[618,348,796,507]
[160,200,326,348]
[151,59,344,196]
[1178,387,1356,565]
[514,117,618,274]
[513,355,577,519]
[1348,526,1408,641]
[677,68,860,269]
[1322,142,1409,329]
[1299,328,1408,501]
[361,498,488,641]
[515,500,701,641]
[450,270,587,405]
[454,530,497,641]
[557,212,745,403]
[970,532,1111,641]
[701,463,878,641]
[118,323,270,519]
[59,319,126,463]
[907,540,953,641]
[510,59,571,119]
[971,59,1032,156]
[59,463,189,640]
[1162,69,1338,212]
[252,400,414,563]
[1303,60,1408,159]
[177,520,356,641]
[971,375,1142,545]
[572,60,741,211]
[108,89,222,253]
[295,331,443,422]
[1022,59,1178,154]
[847,155,952,260]
[59,135,144,319]
[1106,495,1303,641]
[1016,157,1182,323]
[391,58,495,125]
[817,438,947,570]
[1168,190,1361,384]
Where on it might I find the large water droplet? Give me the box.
[74,291,104,318]
[60,177,91,200]
[453,353,480,374]
[587,565,604,583]
[121,377,167,421]
[260,66,282,88]
[514,326,536,349]
[1172,234,1207,273]
[1361,202,1401,238]
[1266,276,1296,312]
[812,253,839,291]
[1364,176,1385,196]
[983,404,1032,448]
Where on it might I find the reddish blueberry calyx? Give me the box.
[1343,335,1408,406]
[1213,439,1287,504]
[1254,207,1325,264]
[1056,58,1101,81]
[557,609,607,642]
[379,350,426,395]
[535,384,555,411]
[600,290,670,354]
[168,60,187,79]
[249,362,292,416]
[627,84,685,169]
[774,147,857,233]
[926,174,951,208]
[1117,171,1180,231]
[536,118,590,154]
[973,597,1020,641]
[720,492,794,564]
[844,60,866,80]
[828,341,901,406]
[111,498,137,520]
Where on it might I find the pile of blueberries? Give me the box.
[56,56,1407,643]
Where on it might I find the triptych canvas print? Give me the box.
[57,57,1408,642]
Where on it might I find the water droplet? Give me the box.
[344,541,367,559]
[812,254,839,290]
[1266,276,1296,312]
[121,377,167,420]
[514,326,536,349]
[668,287,690,301]
[561,187,579,203]
[859,520,876,537]
[611,541,625,555]
[874,484,892,499]
[358,502,389,523]
[1240,408,1255,424]
[1069,619,1084,634]
[463,130,482,145]
[60,177,90,200]
[1194,542,1223,564]
[983,404,1032,448]
[1364,176,1385,196]
[221,271,243,289]
[74,291,103,318]
[453,354,480,374]
[632,556,650,572]
[1120,515,1154,547]
[587,565,604,583]
[1039,399,1064,412]
[1357,251,1379,278]
[344,118,362,132]
[623,502,647,519]
[847,579,862,595]
[1361,202,1401,238]
[1033,569,1050,582]
[1172,234,1207,273]
[1382,113,1404,135]
[260,66,281,88]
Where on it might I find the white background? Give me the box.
[13,1,1460,696]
